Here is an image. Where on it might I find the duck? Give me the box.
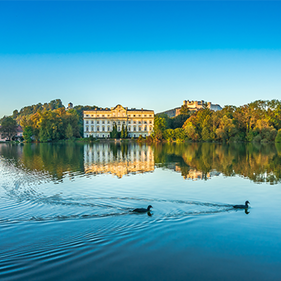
[132,205,153,213]
[233,201,250,209]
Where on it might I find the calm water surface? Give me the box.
[1,142,281,281]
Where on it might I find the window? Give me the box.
[97,126,99,131]
[86,126,89,131]
[108,126,110,131]
[108,121,110,124]
[138,121,141,124]
[144,126,147,131]
[91,121,93,124]
[102,121,105,124]
[102,127,105,131]
[149,121,152,124]
[86,115,89,117]
[128,121,131,124]
[139,115,141,117]
[149,126,152,131]
[102,115,104,117]
[144,121,147,124]
[108,115,110,117]
[91,126,94,131]
[128,127,131,131]
[133,121,136,124]
[133,126,136,131]
[118,126,120,131]
[97,121,99,124]
[86,121,88,124]
[133,115,135,117]
[144,115,146,117]
[123,121,125,124]
[97,115,99,117]
[139,126,141,131]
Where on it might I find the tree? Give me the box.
[184,122,198,140]
[0,116,18,140]
[180,105,190,115]
[174,128,185,142]
[275,129,281,143]
[110,123,119,138]
[65,123,73,139]
[152,116,166,140]
[163,129,174,141]
[23,126,33,142]
[121,124,128,138]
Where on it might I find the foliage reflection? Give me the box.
[0,142,281,184]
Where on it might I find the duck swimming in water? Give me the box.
[132,205,153,213]
[233,201,250,209]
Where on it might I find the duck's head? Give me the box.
[245,201,250,205]
[147,205,153,210]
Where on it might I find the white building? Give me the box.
[83,104,154,138]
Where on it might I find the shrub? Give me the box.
[275,129,281,143]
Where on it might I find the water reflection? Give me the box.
[84,143,154,178]
[0,142,281,184]
[154,143,281,184]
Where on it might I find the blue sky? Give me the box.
[0,1,280,117]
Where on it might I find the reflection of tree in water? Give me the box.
[0,143,85,181]
[1,142,281,184]
[152,142,281,184]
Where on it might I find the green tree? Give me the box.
[110,123,119,138]
[0,116,18,140]
[174,128,185,142]
[180,105,190,115]
[184,122,198,140]
[65,123,73,139]
[163,129,174,142]
[23,126,33,142]
[152,116,166,141]
[275,129,281,143]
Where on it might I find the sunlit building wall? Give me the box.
[83,104,154,138]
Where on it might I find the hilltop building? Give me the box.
[83,104,154,138]
[159,100,222,117]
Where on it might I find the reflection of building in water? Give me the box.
[175,166,220,180]
[84,143,154,178]
[83,104,154,138]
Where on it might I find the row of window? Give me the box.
[85,114,153,118]
[85,134,147,138]
[85,126,152,132]
[85,120,153,125]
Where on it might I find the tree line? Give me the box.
[1,99,281,143]
[152,100,281,143]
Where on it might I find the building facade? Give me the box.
[159,100,222,117]
[183,100,222,112]
[83,104,154,138]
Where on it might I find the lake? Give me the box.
[1,142,281,281]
